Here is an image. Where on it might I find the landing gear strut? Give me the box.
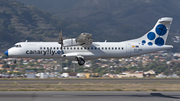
[77,57,85,65]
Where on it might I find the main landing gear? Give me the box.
[13,60,17,64]
[76,57,85,65]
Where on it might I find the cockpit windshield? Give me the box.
[13,44,22,48]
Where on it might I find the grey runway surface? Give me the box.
[0,91,180,101]
[0,79,180,84]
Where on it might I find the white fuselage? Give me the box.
[5,17,173,65]
[7,41,173,60]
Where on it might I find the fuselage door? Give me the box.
[126,43,131,56]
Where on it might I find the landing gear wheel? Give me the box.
[13,60,17,64]
[77,58,85,65]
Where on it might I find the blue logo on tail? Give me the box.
[142,24,167,46]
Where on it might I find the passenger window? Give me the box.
[74,47,76,50]
[91,47,93,50]
[88,47,90,50]
[77,47,79,50]
[70,47,72,50]
[95,47,97,50]
[19,45,21,47]
[57,47,59,50]
[98,47,100,50]
[109,47,110,50]
[81,47,83,50]
[102,47,104,50]
[118,47,120,50]
[122,47,124,50]
[54,47,55,49]
[105,47,107,50]
[47,47,49,49]
[115,47,117,50]
[112,47,114,50]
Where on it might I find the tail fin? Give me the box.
[138,17,173,46]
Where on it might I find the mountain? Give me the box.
[2,0,180,52]
[0,0,90,49]
[16,0,180,39]
[16,0,83,14]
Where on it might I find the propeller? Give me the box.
[58,30,63,50]
[58,30,63,72]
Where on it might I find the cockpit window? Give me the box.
[13,44,22,48]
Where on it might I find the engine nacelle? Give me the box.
[63,33,93,47]
[76,33,93,46]
[63,38,80,47]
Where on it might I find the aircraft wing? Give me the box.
[63,33,93,47]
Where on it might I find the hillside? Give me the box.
[0,0,90,48]
[17,0,180,32]
[2,0,180,52]
[17,1,180,37]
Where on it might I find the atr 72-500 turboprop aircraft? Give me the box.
[4,17,173,65]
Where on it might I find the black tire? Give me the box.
[13,60,17,64]
[78,58,85,65]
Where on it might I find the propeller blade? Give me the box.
[58,30,63,50]
[58,31,63,44]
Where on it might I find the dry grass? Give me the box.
[0,82,180,91]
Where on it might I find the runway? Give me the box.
[0,91,180,101]
[0,79,180,84]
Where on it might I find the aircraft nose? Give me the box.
[4,50,8,56]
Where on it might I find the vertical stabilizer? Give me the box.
[137,17,173,46]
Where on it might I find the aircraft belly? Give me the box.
[63,51,101,60]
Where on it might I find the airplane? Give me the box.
[4,17,173,65]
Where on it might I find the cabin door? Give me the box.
[126,43,131,56]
